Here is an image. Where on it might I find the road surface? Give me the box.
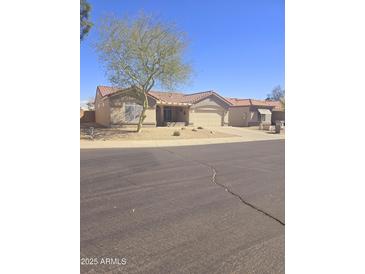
[81,140,285,273]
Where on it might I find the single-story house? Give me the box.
[226,98,284,126]
[94,85,284,127]
[95,86,232,127]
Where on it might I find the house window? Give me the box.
[125,102,141,122]
[260,114,266,122]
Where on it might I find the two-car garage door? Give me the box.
[189,95,228,127]
[190,110,223,127]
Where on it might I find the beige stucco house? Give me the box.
[95,86,231,127]
[94,85,284,128]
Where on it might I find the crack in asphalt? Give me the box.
[210,166,285,226]
[161,148,285,227]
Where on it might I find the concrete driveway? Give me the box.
[208,126,285,139]
[81,140,284,273]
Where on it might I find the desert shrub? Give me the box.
[173,130,181,136]
[192,128,197,132]
[197,126,203,129]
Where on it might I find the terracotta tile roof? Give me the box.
[97,86,121,97]
[182,91,216,104]
[250,99,278,107]
[226,97,283,110]
[149,90,218,104]
[96,86,283,110]
[225,98,251,106]
[268,101,283,110]
[97,86,230,105]
[148,91,191,103]
[254,100,283,110]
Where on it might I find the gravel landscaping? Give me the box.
[80,123,236,141]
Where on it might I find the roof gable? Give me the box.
[96,86,157,102]
[97,86,120,97]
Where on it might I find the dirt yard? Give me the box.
[80,123,236,141]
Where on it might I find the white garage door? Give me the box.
[191,111,223,127]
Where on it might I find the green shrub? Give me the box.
[173,130,181,136]
[197,126,203,129]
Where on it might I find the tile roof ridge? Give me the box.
[185,90,214,96]
[228,97,250,100]
[97,85,119,88]
[149,90,184,94]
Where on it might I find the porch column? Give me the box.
[158,105,164,126]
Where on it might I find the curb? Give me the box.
[80,136,284,149]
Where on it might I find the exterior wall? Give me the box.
[189,96,227,127]
[248,106,260,126]
[248,106,272,126]
[228,106,275,127]
[95,92,111,126]
[228,106,250,127]
[176,107,187,122]
[145,97,157,125]
[109,94,156,126]
[223,109,229,126]
[272,110,285,124]
[144,108,156,125]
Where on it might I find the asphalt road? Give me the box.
[81,140,285,274]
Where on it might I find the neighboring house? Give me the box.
[95,86,231,127]
[80,100,96,124]
[226,98,284,126]
[271,107,285,124]
[94,85,284,127]
[80,109,95,123]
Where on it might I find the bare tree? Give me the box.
[86,97,95,110]
[266,85,285,101]
[266,85,285,109]
[95,14,192,132]
[278,96,285,110]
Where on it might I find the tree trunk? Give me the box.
[136,92,148,132]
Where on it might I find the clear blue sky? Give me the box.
[81,0,284,102]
